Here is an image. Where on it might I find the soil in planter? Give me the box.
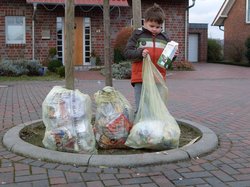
[20,122,201,155]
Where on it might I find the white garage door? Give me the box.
[188,34,199,62]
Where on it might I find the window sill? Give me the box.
[6,44,26,48]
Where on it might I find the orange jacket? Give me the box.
[124,27,170,85]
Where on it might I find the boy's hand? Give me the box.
[174,49,179,57]
[142,49,149,58]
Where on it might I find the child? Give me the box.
[124,3,176,111]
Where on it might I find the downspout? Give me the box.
[219,25,224,31]
[32,3,37,60]
[185,0,196,60]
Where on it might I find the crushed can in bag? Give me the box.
[157,41,178,69]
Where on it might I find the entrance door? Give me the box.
[74,17,83,65]
[56,17,91,66]
[188,34,199,62]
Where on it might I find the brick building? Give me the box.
[188,23,208,62]
[0,0,204,67]
[212,0,250,62]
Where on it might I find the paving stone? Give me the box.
[173,178,206,186]
[162,169,182,180]
[86,167,102,173]
[43,163,60,169]
[31,166,47,174]
[219,164,239,175]
[70,166,87,172]
[150,175,175,187]
[81,173,100,181]
[48,170,65,178]
[86,181,104,187]
[99,174,116,180]
[65,172,83,183]
[103,179,120,186]
[204,177,228,187]
[32,179,50,187]
[227,180,250,187]
[49,177,67,185]
[119,177,152,185]
[55,164,75,171]
[139,183,158,187]
[15,169,30,176]
[210,170,235,182]
[181,171,212,178]
[201,163,218,171]
[103,168,118,174]
[115,173,131,179]
[51,183,86,187]
[15,174,48,183]
[0,172,14,183]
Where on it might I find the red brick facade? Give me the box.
[224,0,250,61]
[0,0,189,65]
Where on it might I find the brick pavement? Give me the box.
[0,63,250,186]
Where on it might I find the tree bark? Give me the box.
[132,0,142,29]
[65,0,75,90]
[103,0,112,86]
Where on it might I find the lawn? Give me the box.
[0,72,64,82]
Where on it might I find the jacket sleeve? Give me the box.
[123,30,143,61]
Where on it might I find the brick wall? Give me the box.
[224,0,250,62]
[0,0,187,64]
[189,23,208,62]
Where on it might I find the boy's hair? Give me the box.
[144,3,165,24]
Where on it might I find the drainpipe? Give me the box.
[185,0,196,60]
[32,3,37,60]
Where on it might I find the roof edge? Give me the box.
[212,0,235,26]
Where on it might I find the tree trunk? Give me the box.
[103,0,112,86]
[132,0,142,29]
[65,0,75,90]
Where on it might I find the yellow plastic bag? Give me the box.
[94,86,134,149]
[125,55,180,150]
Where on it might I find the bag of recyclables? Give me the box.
[125,55,180,150]
[42,86,96,154]
[94,86,134,149]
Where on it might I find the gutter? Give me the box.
[185,0,196,60]
[32,3,37,60]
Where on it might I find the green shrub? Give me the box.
[114,27,133,63]
[26,60,43,76]
[101,61,131,79]
[0,60,42,76]
[207,39,223,62]
[245,37,250,64]
[48,60,63,72]
[56,66,65,77]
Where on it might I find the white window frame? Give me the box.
[247,0,250,23]
[5,16,26,44]
[84,17,91,65]
[56,17,65,65]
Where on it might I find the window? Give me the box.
[56,17,64,63]
[5,16,26,44]
[247,0,250,23]
[84,17,91,64]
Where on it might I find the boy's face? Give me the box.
[144,20,162,36]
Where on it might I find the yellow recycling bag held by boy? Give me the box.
[125,55,180,150]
